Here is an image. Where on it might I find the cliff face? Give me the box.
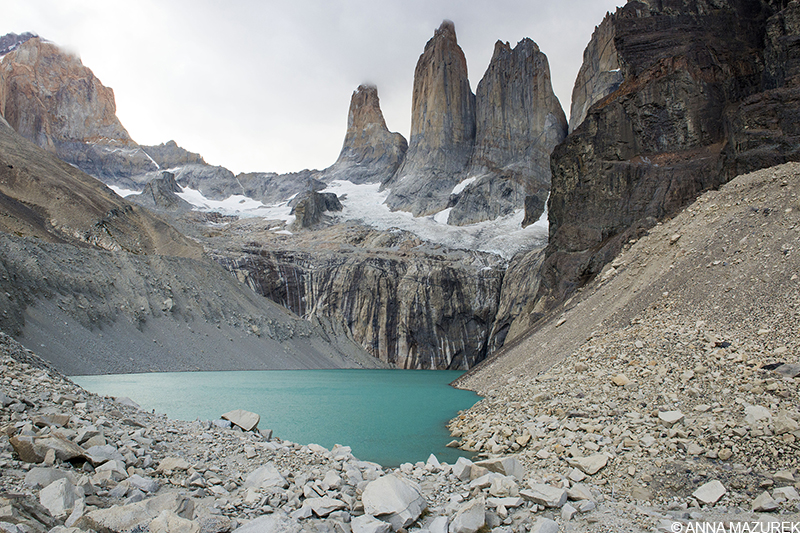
[449,39,567,226]
[568,13,622,133]
[537,0,797,317]
[383,21,476,216]
[323,85,407,184]
[214,227,505,370]
[0,38,158,182]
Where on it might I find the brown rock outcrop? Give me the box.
[0,37,158,182]
[383,20,476,216]
[323,84,407,184]
[448,38,567,226]
[536,0,796,317]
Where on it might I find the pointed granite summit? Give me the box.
[448,38,567,226]
[384,20,476,216]
[323,84,407,184]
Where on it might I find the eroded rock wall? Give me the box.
[215,228,505,369]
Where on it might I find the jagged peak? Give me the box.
[347,84,388,131]
[423,19,459,53]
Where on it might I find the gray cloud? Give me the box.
[4,0,623,174]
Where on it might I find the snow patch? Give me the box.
[109,185,138,198]
[433,208,452,225]
[451,176,478,196]
[322,180,547,259]
[176,186,295,222]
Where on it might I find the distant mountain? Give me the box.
[382,21,566,226]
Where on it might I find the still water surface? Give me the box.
[73,369,480,467]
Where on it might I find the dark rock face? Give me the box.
[383,23,566,226]
[129,171,192,212]
[449,39,567,226]
[290,191,343,229]
[323,85,407,184]
[0,32,37,56]
[383,21,476,216]
[215,227,505,369]
[487,249,545,353]
[539,0,798,314]
[237,170,326,205]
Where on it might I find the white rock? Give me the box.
[752,491,779,512]
[487,497,524,509]
[231,514,296,533]
[428,515,449,533]
[474,456,524,479]
[744,405,772,425]
[40,478,83,519]
[452,457,473,481]
[221,409,260,431]
[773,413,800,435]
[658,411,684,427]
[127,474,159,493]
[692,480,726,505]
[773,486,799,501]
[322,470,342,490]
[243,464,288,489]
[149,510,199,533]
[362,474,427,530]
[530,517,559,533]
[305,496,346,517]
[561,502,578,521]
[78,493,191,533]
[449,497,485,533]
[351,514,391,533]
[567,454,609,475]
[84,445,125,465]
[566,484,593,501]
[157,457,190,473]
[520,484,568,508]
[426,454,441,471]
[24,467,74,489]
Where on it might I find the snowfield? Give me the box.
[112,179,547,259]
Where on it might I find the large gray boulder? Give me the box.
[362,474,427,530]
[243,464,288,489]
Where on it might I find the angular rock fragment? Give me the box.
[362,474,427,530]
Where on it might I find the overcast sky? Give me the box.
[4,1,624,174]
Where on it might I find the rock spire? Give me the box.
[323,84,407,184]
[383,20,476,216]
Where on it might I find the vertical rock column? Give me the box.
[322,84,408,184]
[383,20,476,216]
[448,38,567,226]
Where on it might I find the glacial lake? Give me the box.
[72,369,480,467]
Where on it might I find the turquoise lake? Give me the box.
[72,369,481,467]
